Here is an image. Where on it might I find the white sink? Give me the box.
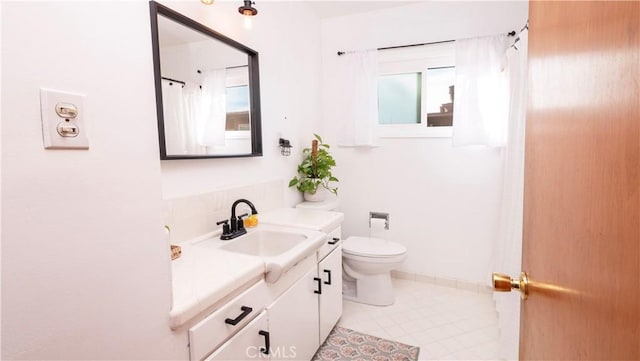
[193,225,325,283]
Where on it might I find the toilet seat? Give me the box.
[343,236,407,258]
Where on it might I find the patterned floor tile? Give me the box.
[338,279,501,361]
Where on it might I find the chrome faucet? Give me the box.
[217,199,258,240]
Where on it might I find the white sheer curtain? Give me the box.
[198,68,227,147]
[181,83,205,154]
[161,79,185,155]
[493,29,528,361]
[452,35,509,147]
[338,50,379,147]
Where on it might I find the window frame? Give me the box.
[377,42,456,138]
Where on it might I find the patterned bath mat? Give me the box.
[312,326,420,361]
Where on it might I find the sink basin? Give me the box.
[192,225,325,283]
[219,230,307,257]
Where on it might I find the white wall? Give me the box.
[1,2,182,359]
[320,2,528,284]
[1,1,321,359]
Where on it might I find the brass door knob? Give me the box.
[492,272,529,299]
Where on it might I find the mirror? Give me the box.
[150,1,262,159]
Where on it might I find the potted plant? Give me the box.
[288,134,339,201]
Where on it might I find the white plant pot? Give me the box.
[303,187,330,202]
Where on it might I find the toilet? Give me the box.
[341,236,407,306]
[296,198,407,306]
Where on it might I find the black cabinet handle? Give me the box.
[259,330,270,355]
[323,269,332,285]
[313,277,322,294]
[328,237,340,245]
[224,306,252,326]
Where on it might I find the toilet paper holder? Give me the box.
[369,211,390,230]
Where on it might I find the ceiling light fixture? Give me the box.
[201,0,214,5]
[238,0,258,16]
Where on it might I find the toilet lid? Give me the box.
[343,236,407,257]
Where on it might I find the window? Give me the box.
[225,85,250,131]
[425,66,455,127]
[377,42,455,138]
[378,73,422,124]
[224,67,251,133]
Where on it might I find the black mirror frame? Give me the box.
[149,1,263,160]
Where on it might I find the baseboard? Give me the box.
[391,270,493,294]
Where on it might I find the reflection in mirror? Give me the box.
[150,1,262,159]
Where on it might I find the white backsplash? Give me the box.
[163,179,285,244]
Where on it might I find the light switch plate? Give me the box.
[40,88,89,149]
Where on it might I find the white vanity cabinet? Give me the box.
[265,239,342,360]
[267,265,320,361]
[261,208,345,348]
[185,208,345,361]
[267,227,342,360]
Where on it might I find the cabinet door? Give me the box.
[318,246,343,343]
[267,266,319,361]
[205,311,269,361]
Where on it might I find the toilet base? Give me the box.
[342,272,395,306]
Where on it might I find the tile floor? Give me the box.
[338,279,501,360]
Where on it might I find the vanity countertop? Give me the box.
[260,207,344,233]
[169,234,264,329]
[168,223,327,329]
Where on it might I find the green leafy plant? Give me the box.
[288,134,339,195]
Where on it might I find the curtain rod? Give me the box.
[510,22,529,50]
[196,65,248,74]
[162,76,201,89]
[164,66,248,85]
[337,30,518,56]
[161,76,185,85]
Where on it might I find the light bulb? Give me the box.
[201,0,214,4]
[244,16,252,29]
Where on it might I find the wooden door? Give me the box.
[521,1,639,359]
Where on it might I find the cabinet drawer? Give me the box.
[205,311,269,361]
[189,280,268,361]
[317,227,341,261]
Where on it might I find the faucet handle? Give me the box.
[236,213,249,231]
[216,219,231,235]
